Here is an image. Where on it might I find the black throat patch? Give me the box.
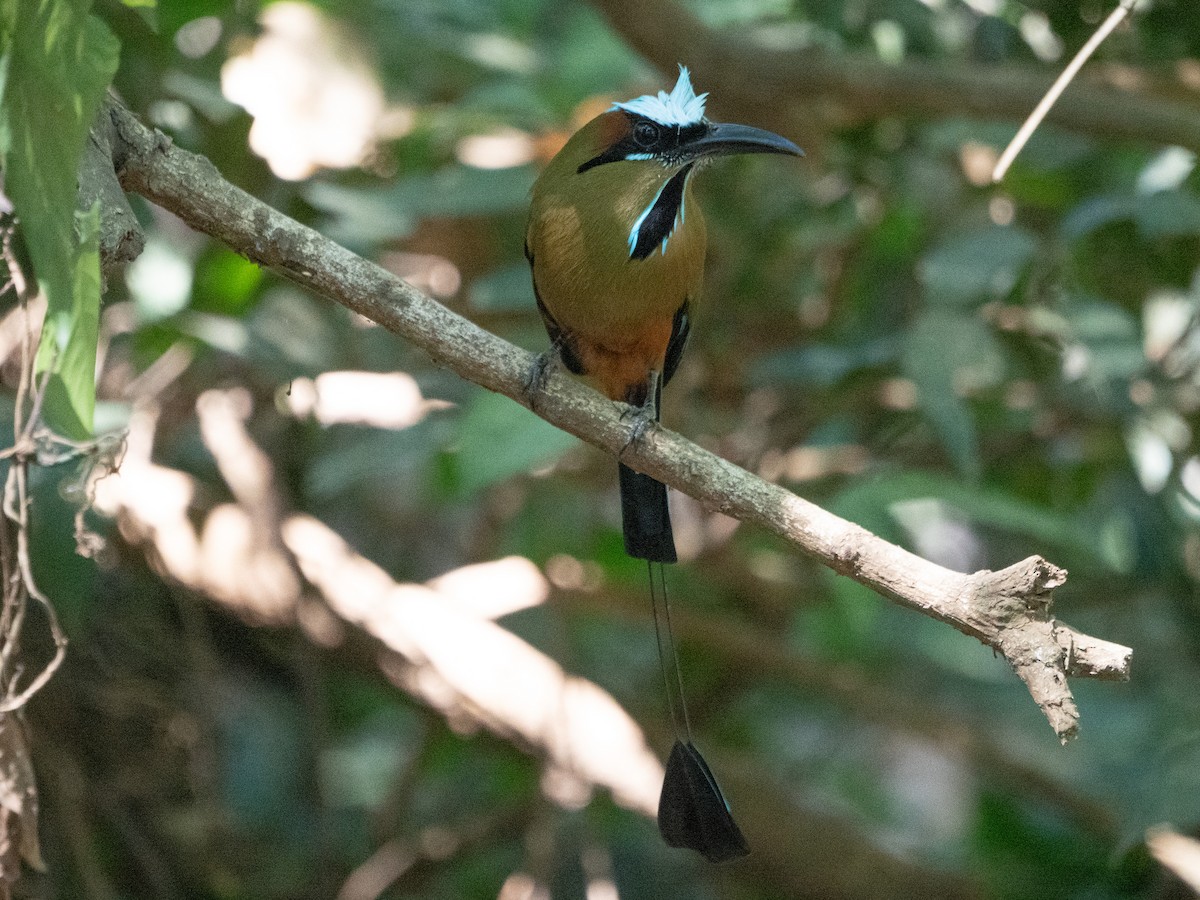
[629,163,694,261]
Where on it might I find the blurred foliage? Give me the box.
[3,0,1200,897]
[0,0,119,437]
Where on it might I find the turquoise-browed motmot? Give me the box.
[525,67,802,862]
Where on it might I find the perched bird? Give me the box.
[525,66,802,862]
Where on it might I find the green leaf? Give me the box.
[1,1,120,439]
[830,469,1105,563]
[1059,194,1132,240]
[305,165,536,248]
[919,225,1036,306]
[901,311,1005,479]
[1062,190,1200,241]
[119,0,156,31]
[1062,296,1147,385]
[750,336,898,388]
[452,390,578,495]
[35,203,102,439]
[303,181,418,246]
[192,245,265,316]
[306,422,445,501]
[468,261,535,312]
[1066,297,1138,344]
[1131,190,1200,239]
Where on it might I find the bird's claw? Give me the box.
[524,348,560,410]
[620,402,657,456]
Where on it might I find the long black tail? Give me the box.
[618,463,677,563]
[648,565,749,862]
[616,377,746,860]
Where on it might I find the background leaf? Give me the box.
[901,311,1005,478]
[5,0,1198,897]
[451,389,579,496]
[1,0,119,438]
[919,225,1037,306]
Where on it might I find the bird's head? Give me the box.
[531,67,802,262]
[574,66,803,175]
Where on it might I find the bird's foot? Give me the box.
[620,399,658,457]
[619,370,662,457]
[524,348,560,411]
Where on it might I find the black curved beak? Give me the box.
[686,121,804,159]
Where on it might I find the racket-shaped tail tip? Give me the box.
[657,739,749,863]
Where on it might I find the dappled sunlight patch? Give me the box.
[958,141,998,188]
[544,554,604,593]
[174,16,222,59]
[92,405,202,588]
[427,557,548,620]
[891,497,986,575]
[1017,11,1063,62]
[456,128,536,170]
[379,252,462,300]
[1147,827,1200,893]
[762,443,870,482]
[221,2,399,180]
[284,370,451,429]
[94,398,663,816]
[497,872,548,900]
[199,504,299,621]
[287,514,662,814]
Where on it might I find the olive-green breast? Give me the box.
[527,115,706,345]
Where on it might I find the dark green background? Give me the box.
[7,0,1200,897]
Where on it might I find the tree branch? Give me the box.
[103,99,1130,742]
[79,102,143,282]
[588,0,1200,151]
